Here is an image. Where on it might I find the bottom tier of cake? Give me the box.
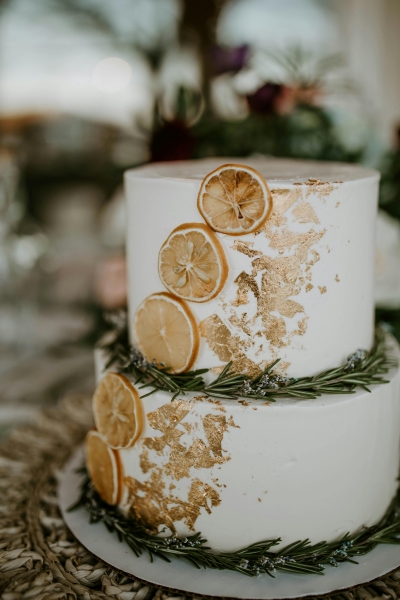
[94,340,400,553]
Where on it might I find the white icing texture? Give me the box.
[125,158,379,377]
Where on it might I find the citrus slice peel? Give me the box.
[134,292,199,373]
[197,163,272,235]
[93,372,143,450]
[158,222,228,303]
[85,429,122,505]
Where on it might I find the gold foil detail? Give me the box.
[275,361,291,374]
[202,184,328,366]
[232,272,259,306]
[125,472,220,532]
[294,179,336,199]
[292,202,320,224]
[203,414,228,458]
[210,365,225,375]
[269,188,302,226]
[200,314,264,376]
[139,448,156,474]
[335,274,340,282]
[133,397,238,531]
[199,315,232,362]
[292,317,308,337]
[205,397,226,412]
[228,312,251,336]
[228,415,240,428]
[144,401,192,456]
[309,250,320,265]
[232,240,261,258]
[319,286,327,294]
[143,401,232,480]
[266,229,325,261]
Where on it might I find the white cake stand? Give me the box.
[58,448,400,600]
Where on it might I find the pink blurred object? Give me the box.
[275,85,321,115]
[246,83,321,116]
[95,256,128,309]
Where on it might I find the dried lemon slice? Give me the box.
[134,292,199,373]
[197,164,272,235]
[93,373,143,450]
[85,430,121,505]
[158,223,228,303]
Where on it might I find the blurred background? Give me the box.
[1,0,400,430]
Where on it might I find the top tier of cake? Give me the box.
[125,157,379,378]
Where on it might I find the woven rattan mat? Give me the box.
[0,393,399,600]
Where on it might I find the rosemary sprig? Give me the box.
[100,317,396,402]
[71,473,400,577]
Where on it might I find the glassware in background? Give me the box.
[0,149,48,366]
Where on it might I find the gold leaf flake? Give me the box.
[227,415,240,428]
[232,272,259,306]
[292,202,320,224]
[205,397,226,412]
[228,312,251,336]
[199,315,232,362]
[133,397,239,531]
[200,314,262,376]
[231,240,262,258]
[291,317,308,337]
[268,188,302,228]
[303,179,336,199]
[139,448,156,474]
[125,472,221,532]
[266,229,325,262]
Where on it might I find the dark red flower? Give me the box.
[211,45,249,76]
[150,120,196,162]
[246,83,284,116]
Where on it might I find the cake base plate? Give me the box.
[58,447,400,599]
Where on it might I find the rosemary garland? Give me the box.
[100,313,396,402]
[71,473,400,578]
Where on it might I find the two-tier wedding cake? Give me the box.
[86,157,400,556]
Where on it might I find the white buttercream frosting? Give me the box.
[125,158,379,378]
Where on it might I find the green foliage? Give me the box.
[376,310,400,344]
[380,150,400,221]
[193,106,363,163]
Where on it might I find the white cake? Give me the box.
[89,157,400,554]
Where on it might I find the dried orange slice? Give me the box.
[93,373,143,450]
[85,430,122,505]
[134,292,199,373]
[158,223,228,303]
[197,164,272,235]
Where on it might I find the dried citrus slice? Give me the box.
[158,223,228,303]
[197,164,272,235]
[134,292,199,373]
[85,430,122,505]
[93,373,143,450]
